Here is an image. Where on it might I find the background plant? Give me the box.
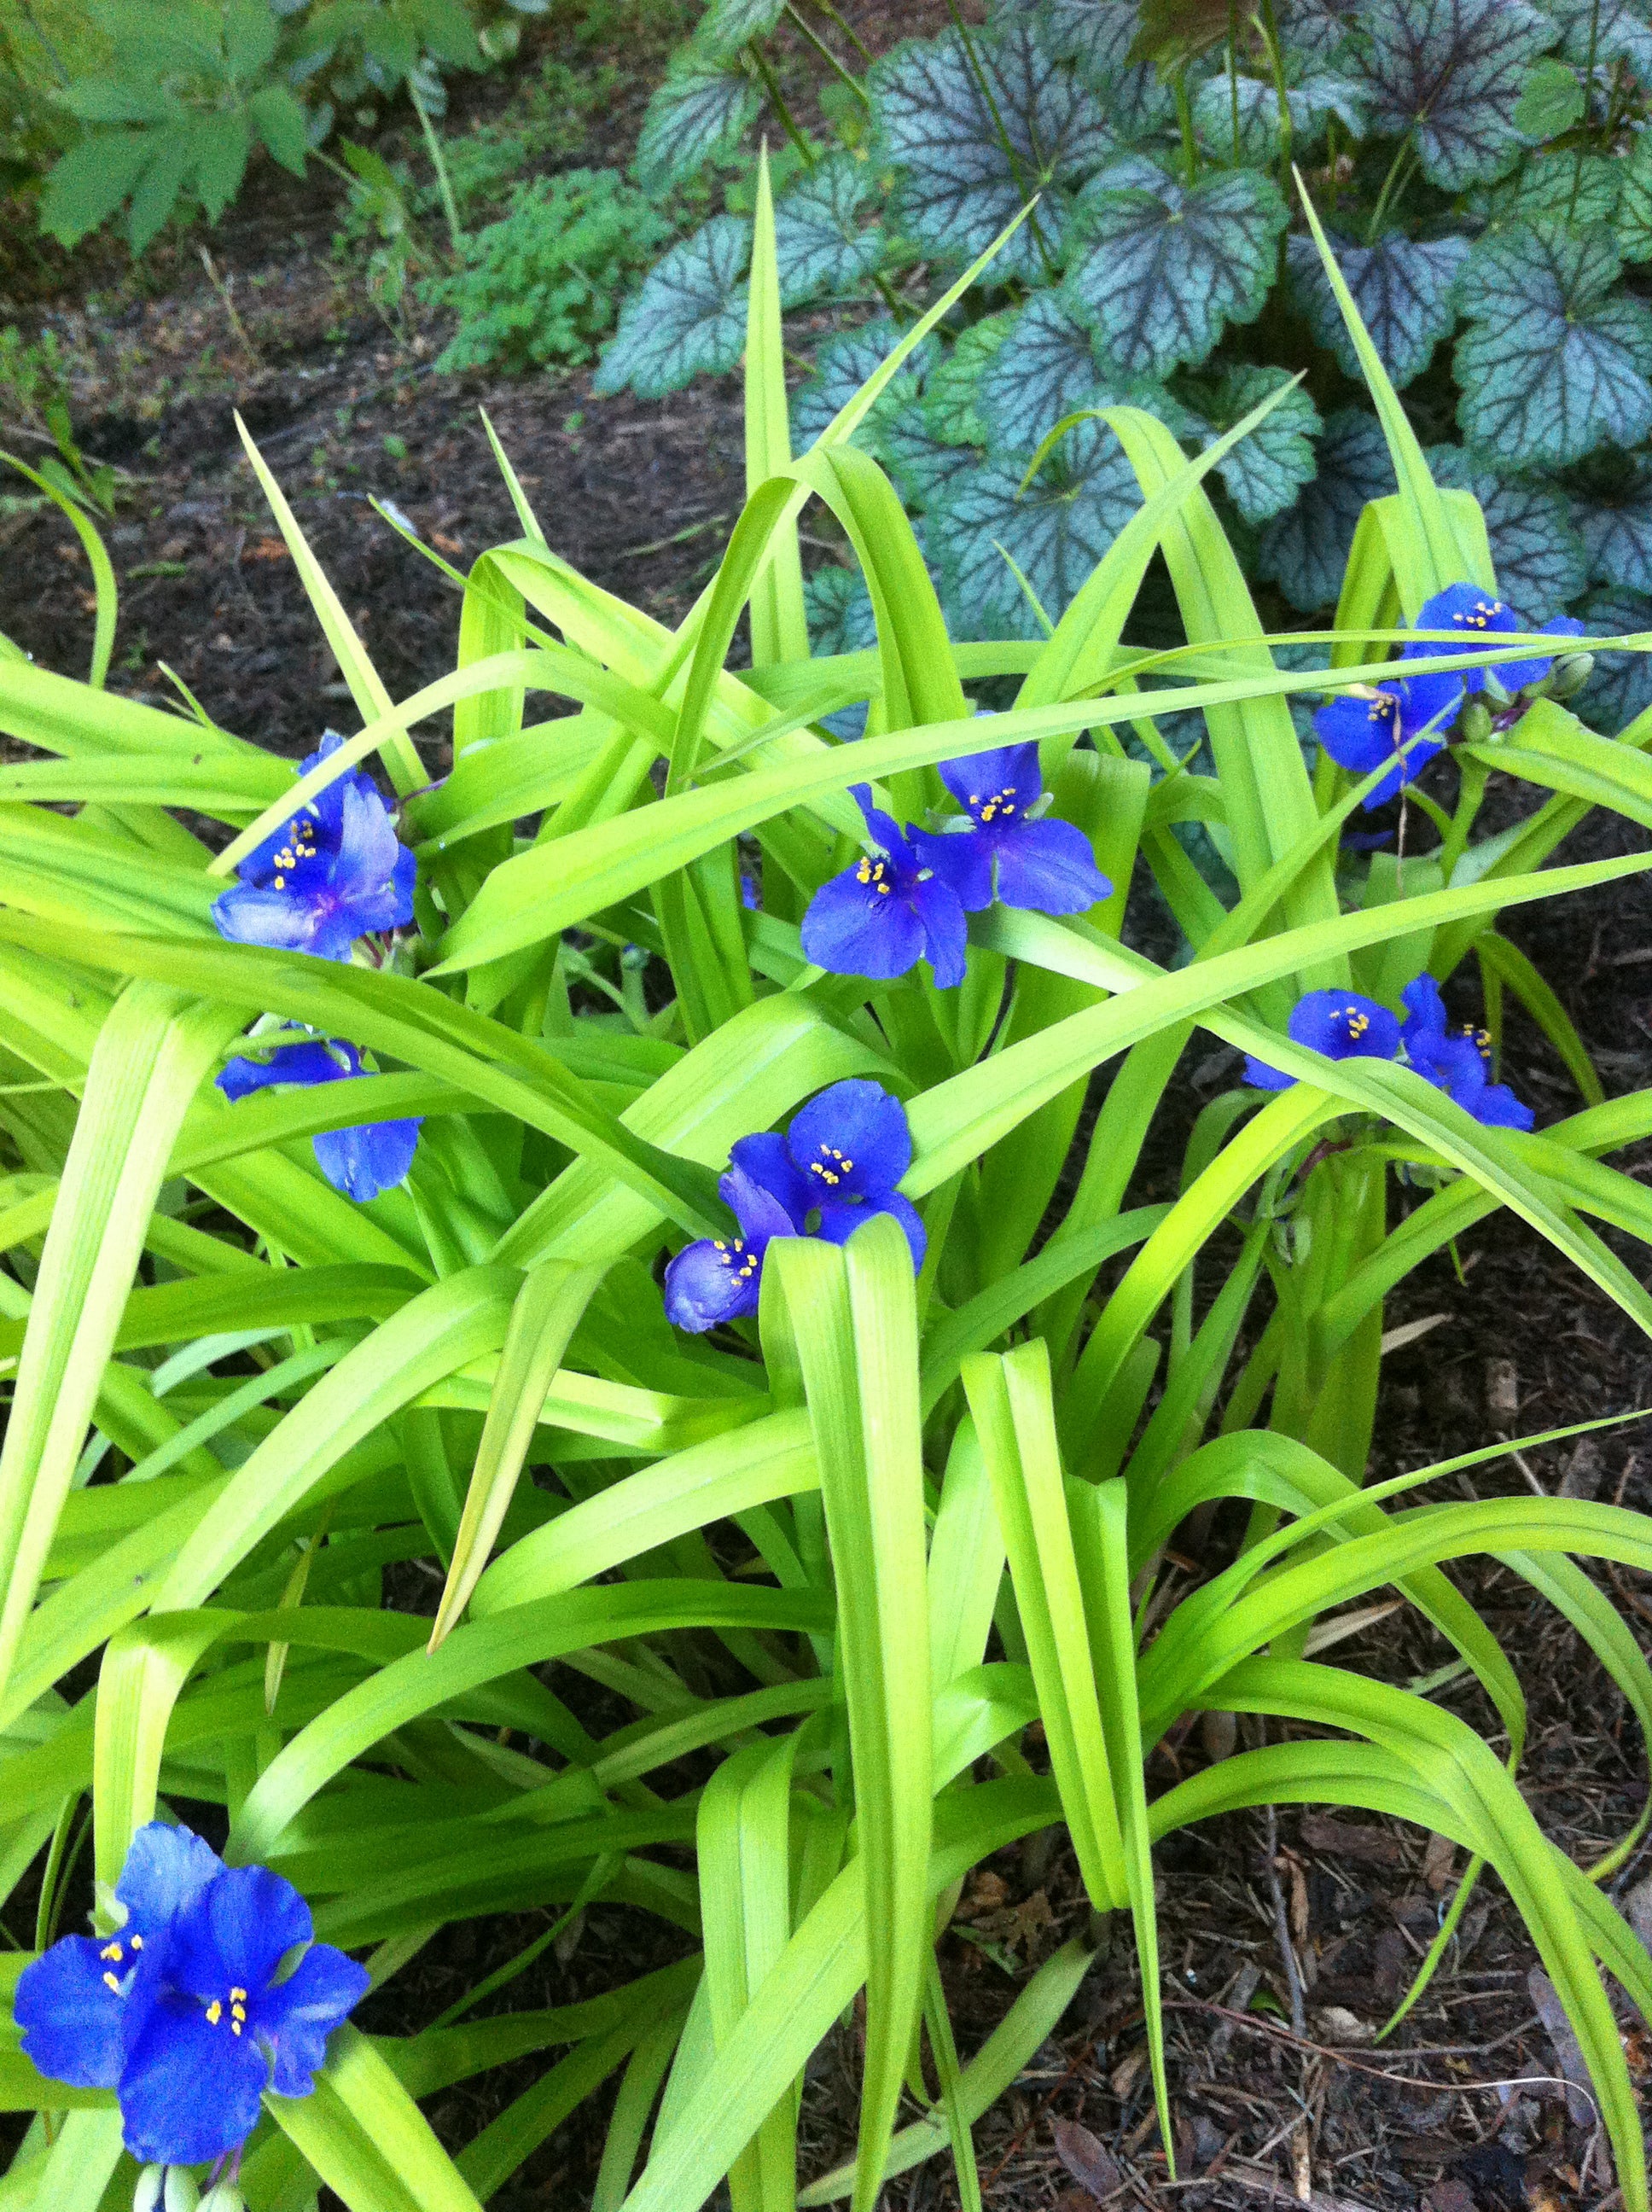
[598,0,1652,738]
[3,169,1652,2212]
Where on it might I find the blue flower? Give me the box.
[800,784,969,988]
[218,1033,421,1202]
[14,1822,367,2168]
[664,1079,923,1333]
[212,733,416,963]
[1400,975,1534,1130]
[917,741,1111,917]
[1404,583,1585,698]
[1314,668,1463,809]
[1243,990,1403,1091]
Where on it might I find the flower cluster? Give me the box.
[212,735,421,1203]
[217,1034,422,1203]
[14,1823,368,2170]
[664,1079,922,1331]
[1315,583,1585,810]
[800,741,1108,987]
[1244,979,1533,1130]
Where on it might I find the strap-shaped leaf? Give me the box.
[1287,230,1467,391]
[1066,158,1287,377]
[746,147,809,670]
[1347,0,1555,189]
[1456,224,1652,469]
[596,216,753,399]
[869,16,1109,281]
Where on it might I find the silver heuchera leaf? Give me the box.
[1198,365,1322,526]
[1192,68,1364,162]
[634,56,762,191]
[1572,463,1652,596]
[929,416,1140,639]
[1616,129,1652,263]
[880,402,985,507]
[1573,585,1652,731]
[1031,0,1178,139]
[1455,222,1652,468]
[1256,408,1395,611]
[1347,0,1556,189]
[1543,0,1652,79]
[1275,0,1364,67]
[772,154,883,306]
[696,0,787,59]
[804,564,878,657]
[1287,230,1468,390]
[974,294,1119,454]
[1427,445,1587,618]
[788,320,939,455]
[869,17,1113,282]
[1065,158,1288,376]
[595,216,752,399]
[1471,149,1622,235]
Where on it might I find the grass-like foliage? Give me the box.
[5,171,1652,2212]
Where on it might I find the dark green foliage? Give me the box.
[422,169,675,373]
[602,0,1652,637]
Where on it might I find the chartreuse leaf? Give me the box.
[0,986,242,1716]
[428,1262,606,1646]
[868,15,1109,282]
[596,217,753,399]
[634,54,761,190]
[0,449,117,690]
[1456,224,1652,469]
[772,153,883,305]
[1065,159,1287,377]
[270,2026,486,2212]
[1347,0,1554,188]
[766,1220,931,2212]
[746,148,808,673]
[1287,231,1467,391]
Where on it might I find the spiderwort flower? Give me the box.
[211,732,416,963]
[1403,583,1585,699]
[14,1822,368,2168]
[1399,975,1534,1130]
[217,1033,421,1202]
[917,741,1111,917]
[1243,990,1403,1091]
[1314,667,1464,809]
[664,1080,923,1333]
[800,784,969,988]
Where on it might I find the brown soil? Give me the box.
[2,5,1650,2209]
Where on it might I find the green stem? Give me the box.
[1172,63,1200,188]
[1568,0,1602,226]
[1228,3,1242,164]
[1254,0,1292,202]
[1438,750,1488,882]
[410,83,465,254]
[748,42,817,167]
[806,0,874,65]
[1364,132,1416,244]
[784,1,870,104]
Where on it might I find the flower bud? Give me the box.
[1457,698,1493,745]
[163,2171,200,2212]
[199,2186,247,2212]
[133,2167,166,2212]
[1546,651,1594,701]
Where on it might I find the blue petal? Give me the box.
[1393,667,1464,737]
[116,1823,224,1934]
[800,863,928,981]
[1285,990,1401,1063]
[724,1132,812,1228]
[1492,614,1585,695]
[1399,973,1450,1049]
[937,741,1042,818]
[812,1190,927,1270]
[311,1115,421,1202]
[119,1994,267,2167]
[720,1161,798,1245]
[1405,583,1516,693]
[211,882,332,955]
[217,1039,349,1102]
[257,1942,369,2099]
[171,1866,312,2003]
[989,817,1111,916]
[913,827,993,913]
[787,1079,913,1201]
[910,870,969,989]
[1314,690,1402,776]
[848,783,920,868]
[15,1938,131,2089]
[1469,1080,1535,1131]
[1242,1055,1296,1091]
[664,1237,765,1332]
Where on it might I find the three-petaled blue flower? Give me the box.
[1403,582,1585,699]
[919,742,1111,917]
[218,1033,421,1202]
[14,1822,368,2168]
[664,1080,923,1332]
[800,784,969,988]
[212,733,416,963]
[1400,975,1534,1130]
[1314,668,1463,809]
[1243,990,1403,1091]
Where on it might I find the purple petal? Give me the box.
[989,817,1110,916]
[910,870,969,989]
[211,882,330,954]
[256,1942,369,2098]
[812,1191,927,1271]
[913,827,993,913]
[800,864,928,981]
[217,1039,350,1102]
[1492,614,1585,696]
[1242,1056,1296,1091]
[1399,973,1449,1049]
[1469,1081,1535,1131]
[725,1132,812,1226]
[1314,690,1401,777]
[664,1237,765,1332]
[848,783,917,865]
[119,1994,267,2167]
[15,1938,131,2089]
[787,1079,913,1199]
[311,1115,422,1202]
[720,1161,798,1245]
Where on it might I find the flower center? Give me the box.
[268,813,320,891]
[1337,1007,1370,1040]
[1453,599,1504,631]
[1367,693,1399,729]
[808,1144,853,1189]
[204,1986,250,2036]
[970,787,1019,824]
[855,856,894,897]
[712,1237,760,1281]
[96,1934,142,1994]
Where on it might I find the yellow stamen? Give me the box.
[99,1942,123,1963]
[206,1999,222,2025]
[103,1972,121,1994]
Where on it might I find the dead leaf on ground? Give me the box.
[1051,2116,1123,2200]
[1299,1814,1402,1866]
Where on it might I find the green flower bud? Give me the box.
[1546,651,1594,700]
[133,2168,165,2212]
[162,2170,200,2212]
[1458,698,1494,745]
